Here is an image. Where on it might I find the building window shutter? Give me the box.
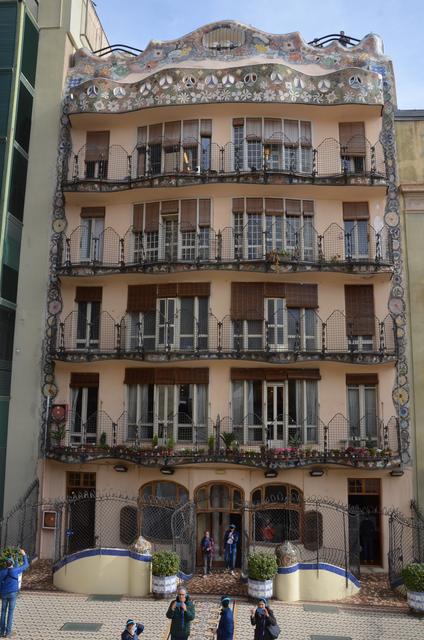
[342,202,370,220]
[80,207,105,219]
[148,123,163,144]
[124,368,155,385]
[70,372,99,388]
[160,200,179,214]
[174,368,209,384]
[157,283,178,298]
[284,120,299,145]
[144,202,160,232]
[180,199,197,231]
[300,121,312,146]
[246,198,263,214]
[198,199,211,227]
[285,284,318,308]
[339,122,366,155]
[265,199,284,214]
[177,283,210,297]
[230,368,320,381]
[232,118,244,127]
[75,287,102,302]
[133,204,144,232]
[246,118,262,140]
[232,198,245,213]
[85,131,110,161]
[163,121,181,147]
[264,118,282,143]
[137,126,147,147]
[286,199,302,215]
[127,285,157,312]
[345,285,375,335]
[263,283,286,298]
[182,120,198,146]
[231,283,264,320]
[302,200,314,215]
[200,119,212,136]
[346,373,378,385]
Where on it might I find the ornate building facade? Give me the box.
[36,22,410,570]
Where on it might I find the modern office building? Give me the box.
[2,0,108,514]
[7,21,412,571]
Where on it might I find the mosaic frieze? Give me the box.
[66,63,384,114]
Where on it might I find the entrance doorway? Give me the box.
[348,478,381,566]
[66,472,96,554]
[195,483,244,568]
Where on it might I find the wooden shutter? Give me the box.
[125,367,209,385]
[157,283,178,298]
[300,121,312,146]
[75,287,102,302]
[163,121,181,147]
[127,285,157,312]
[178,283,210,297]
[233,118,244,127]
[285,284,318,308]
[246,198,263,214]
[246,118,262,140]
[284,120,299,146]
[345,285,375,335]
[174,368,209,384]
[263,283,286,298]
[182,120,198,146]
[124,368,155,385]
[133,204,144,232]
[85,131,110,161]
[145,202,160,232]
[339,122,366,155]
[265,199,284,214]
[180,200,197,231]
[148,124,163,144]
[230,368,320,381]
[231,283,264,320]
[264,119,282,143]
[346,373,378,385]
[198,199,211,227]
[232,198,245,213]
[161,200,179,214]
[342,202,370,220]
[137,126,147,147]
[70,372,99,388]
[286,199,302,215]
[200,119,212,136]
[80,207,105,219]
[302,200,314,216]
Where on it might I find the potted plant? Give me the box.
[402,563,424,612]
[50,423,67,447]
[247,551,277,600]
[151,551,180,598]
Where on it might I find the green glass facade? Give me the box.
[0,1,39,513]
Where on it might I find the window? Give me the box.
[126,383,208,443]
[347,384,378,444]
[344,285,375,351]
[79,208,105,262]
[139,481,189,542]
[232,379,318,445]
[76,301,100,349]
[343,202,370,260]
[85,131,109,179]
[70,383,99,445]
[251,483,303,543]
[127,310,156,352]
[339,122,366,175]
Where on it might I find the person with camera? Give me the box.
[0,548,29,638]
[121,618,144,639]
[166,586,195,640]
[250,598,279,640]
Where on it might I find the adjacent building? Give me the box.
[6,21,412,571]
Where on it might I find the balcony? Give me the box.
[46,410,401,469]
[63,136,387,191]
[54,309,396,364]
[57,221,393,276]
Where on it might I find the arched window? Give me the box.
[195,482,244,511]
[250,483,303,543]
[139,481,189,503]
[139,481,189,542]
[120,506,138,545]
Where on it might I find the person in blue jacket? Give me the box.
[223,524,239,575]
[121,618,144,639]
[0,548,29,637]
[217,595,234,640]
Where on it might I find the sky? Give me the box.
[93,0,424,110]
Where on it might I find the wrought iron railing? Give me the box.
[64,135,387,186]
[54,309,397,358]
[58,221,393,271]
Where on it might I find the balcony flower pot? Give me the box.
[402,564,424,612]
[152,551,180,599]
[247,552,277,601]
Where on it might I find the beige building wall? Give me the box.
[3,0,108,513]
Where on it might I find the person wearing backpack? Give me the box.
[0,548,29,637]
[250,598,279,640]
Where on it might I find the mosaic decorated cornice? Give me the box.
[66,21,391,113]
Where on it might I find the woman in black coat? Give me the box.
[250,598,277,640]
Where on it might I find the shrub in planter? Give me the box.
[247,552,277,600]
[402,563,424,612]
[151,551,180,597]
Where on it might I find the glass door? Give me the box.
[156,385,175,443]
[163,216,178,261]
[266,383,284,444]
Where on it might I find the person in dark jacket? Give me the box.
[121,619,144,639]
[0,548,29,638]
[250,598,277,640]
[200,530,214,577]
[166,586,195,640]
[223,524,239,575]
[217,595,234,640]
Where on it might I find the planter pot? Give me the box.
[248,578,274,600]
[152,574,178,598]
[407,590,424,612]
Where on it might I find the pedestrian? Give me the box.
[0,548,29,638]
[166,586,195,640]
[217,595,234,640]
[200,530,214,577]
[121,619,144,639]
[250,598,278,640]
[223,524,239,575]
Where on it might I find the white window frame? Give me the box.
[76,301,100,349]
[80,217,104,262]
[344,219,370,260]
[347,384,378,444]
[70,386,98,445]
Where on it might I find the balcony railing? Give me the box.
[57,221,393,274]
[64,135,387,189]
[47,410,401,467]
[54,309,397,361]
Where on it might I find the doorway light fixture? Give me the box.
[309,469,324,477]
[390,469,404,477]
[113,464,128,473]
[160,465,175,475]
[264,468,278,478]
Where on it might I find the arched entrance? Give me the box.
[195,482,244,568]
